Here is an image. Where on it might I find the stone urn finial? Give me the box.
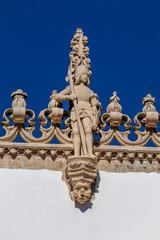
[106,92,122,127]
[142,94,158,128]
[11,89,27,124]
[48,90,63,124]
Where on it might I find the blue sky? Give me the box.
[0,0,160,140]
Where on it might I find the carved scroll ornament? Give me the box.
[0,28,160,204]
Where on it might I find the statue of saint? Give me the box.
[55,64,101,157]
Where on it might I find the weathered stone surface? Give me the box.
[0,142,159,173]
[0,28,160,204]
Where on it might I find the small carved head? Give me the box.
[74,64,90,86]
[72,182,92,204]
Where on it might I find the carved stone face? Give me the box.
[75,64,90,86]
[80,71,89,84]
[72,183,92,204]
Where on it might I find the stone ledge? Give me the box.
[0,141,159,173]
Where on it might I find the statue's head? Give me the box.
[72,182,92,204]
[74,64,90,86]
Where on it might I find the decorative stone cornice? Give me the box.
[0,28,160,204]
[0,142,159,173]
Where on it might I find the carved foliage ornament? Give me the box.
[1,28,160,204]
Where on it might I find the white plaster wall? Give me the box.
[0,169,160,240]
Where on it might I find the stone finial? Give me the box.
[10,89,27,124]
[66,28,91,83]
[134,94,159,130]
[109,91,120,103]
[11,89,27,99]
[142,94,159,128]
[142,94,155,105]
[47,90,63,124]
[107,91,122,113]
[142,94,157,113]
[100,91,131,130]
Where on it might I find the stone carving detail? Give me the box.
[0,89,35,142]
[134,94,159,130]
[11,89,28,124]
[99,92,160,147]
[2,32,160,148]
[100,91,132,146]
[65,157,97,204]
[55,28,101,203]
[1,28,160,203]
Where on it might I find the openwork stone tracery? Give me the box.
[0,28,160,204]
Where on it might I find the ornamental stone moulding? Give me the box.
[0,28,160,204]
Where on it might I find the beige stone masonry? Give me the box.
[0,141,159,173]
[1,28,160,203]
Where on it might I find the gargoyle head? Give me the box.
[72,182,92,204]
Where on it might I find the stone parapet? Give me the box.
[0,141,159,173]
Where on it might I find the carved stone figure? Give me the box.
[55,64,101,157]
[53,28,101,203]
